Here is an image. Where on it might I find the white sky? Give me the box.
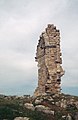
[0,0,78,95]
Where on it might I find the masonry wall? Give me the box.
[34,24,64,96]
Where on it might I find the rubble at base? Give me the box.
[0,93,78,120]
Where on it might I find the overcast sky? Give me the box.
[0,0,78,96]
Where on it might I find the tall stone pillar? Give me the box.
[34,24,64,96]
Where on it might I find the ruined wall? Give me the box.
[34,24,64,96]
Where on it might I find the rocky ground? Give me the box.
[0,93,78,120]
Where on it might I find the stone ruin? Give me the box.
[34,24,65,96]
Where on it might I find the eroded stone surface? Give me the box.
[35,105,54,115]
[24,103,35,111]
[14,117,30,120]
[34,24,64,96]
